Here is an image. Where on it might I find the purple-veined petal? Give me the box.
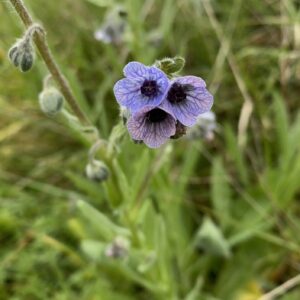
[129,94,165,113]
[172,103,198,127]
[123,62,149,79]
[143,116,176,148]
[127,106,176,148]
[175,75,207,88]
[185,88,214,114]
[143,129,169,148]
[165,76,214,126]
[113,78,143,108]
[115,62,170,112]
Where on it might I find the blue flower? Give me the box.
[113,62,169,113]
[161,76,214,127]
[127,105,176,148]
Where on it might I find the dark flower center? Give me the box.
[146,108,167,123]
[167,83,190,104]
[141,80,158,97]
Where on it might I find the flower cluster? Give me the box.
[94,6,127,46]
[113,61,214,148]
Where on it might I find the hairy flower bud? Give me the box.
[171,121,187,139]
[39,87,64,117]
[155,56,185,76]
[105,236,130,259]
[120,106,131,124]
[8,44,20,66]
[85,160,109,183]
[8,38,34,72]
[19,49,34,72]
[7,23,43,72]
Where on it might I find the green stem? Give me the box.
[9,0,93,128]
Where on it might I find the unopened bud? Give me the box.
[172,56,185,73]
[155,56,185,76]
[8,38,34,72]
[19,50,34,72]
[105,236,129,259]
[8,23,43,72]
[85,160,109,182]
[171,121,187,139]
[120,106,131,124]
[8,44,20,66]
[38,87,64,117]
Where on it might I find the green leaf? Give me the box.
[76,200,130,240]
[84,0,112,7]
[224,124,249,184]
[195,217,231,258]
[107,121,127,157]
[185,277,203,300]
[211,157,232,229]
[81,239,105,261]
[273,91,289,157]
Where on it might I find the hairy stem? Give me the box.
[9,0,93,128]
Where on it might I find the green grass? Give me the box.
[1,0,300,299]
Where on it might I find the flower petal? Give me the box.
[123,62,149,79]
[127,106,153,141]
[113,78,142,107]
[127,106,176,148]
[116,63,170,112]
[143,128,169,148]
[175,75,207,88]
[186,87,214,114]
[165,76,214,126]
[172,103,198,127]
[147,66,169,90]
[143,118,176,148]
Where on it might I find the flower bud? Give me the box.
[155,56,185,76]
[85,160,109,183]
[8,24,44,73]
[105,236,130,259]
[172,56,185,73]
[120,106,131,124]
[8,44,20,66]
[19,50,34,72]
[38,87,64,117]
[8,39,34,72]
[171,121,187,139]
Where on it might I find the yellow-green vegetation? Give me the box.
[1,0,300,299]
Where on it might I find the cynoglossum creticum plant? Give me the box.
[113,57,214,148]
[5,1,216,298]
[3,1,300,299]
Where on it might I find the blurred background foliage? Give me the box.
[1,0,300,299]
